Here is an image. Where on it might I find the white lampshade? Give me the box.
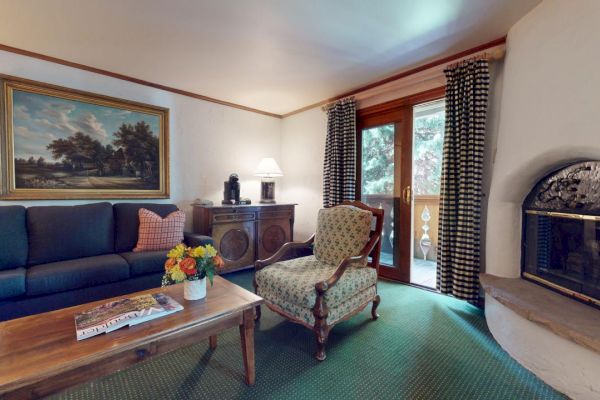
[254,157,283,177]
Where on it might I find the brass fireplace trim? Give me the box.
[525,209,600,221]
[523,272,600,308]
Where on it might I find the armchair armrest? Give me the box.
[183,232,214,247]
[255,234,315,271]
[315,234,380,294]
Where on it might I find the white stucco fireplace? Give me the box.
[483,162,600,400]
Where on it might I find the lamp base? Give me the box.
[260,180,276,204]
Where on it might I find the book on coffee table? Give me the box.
[74,293,183,340]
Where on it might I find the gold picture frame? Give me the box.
[0,75,169,199]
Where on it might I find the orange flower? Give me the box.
[213,255,225,269]
[179,257,197,275]
[165,258,177,271]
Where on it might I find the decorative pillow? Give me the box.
[133,208,185,252]
[313,205,373,267]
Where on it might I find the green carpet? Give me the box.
[52,271,565,400]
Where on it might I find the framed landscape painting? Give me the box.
[0,75,169,199]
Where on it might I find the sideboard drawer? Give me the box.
[213,213,255,224]
[259,211,292,220]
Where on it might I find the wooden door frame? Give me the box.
[356,86,445,282]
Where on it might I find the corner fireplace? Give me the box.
[522,161,600,308]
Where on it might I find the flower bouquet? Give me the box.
[162,243,225,300]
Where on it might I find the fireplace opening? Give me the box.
[522,161,600,308]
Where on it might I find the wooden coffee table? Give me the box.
[0,276,263,399]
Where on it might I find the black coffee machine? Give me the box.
[222,173,240,205]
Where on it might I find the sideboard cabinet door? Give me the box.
[212,220,255,270]
[192,204,295,273]
[257,210,292,261]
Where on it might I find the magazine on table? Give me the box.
[128,293,183,326]
[74,293,183,340]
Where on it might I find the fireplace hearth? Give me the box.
[522,161,600,308]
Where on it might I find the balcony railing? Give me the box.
[362,194,440,264]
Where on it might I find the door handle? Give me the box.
[402,186,412,205]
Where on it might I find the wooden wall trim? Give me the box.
[0,37,505,120]
[282,36,506,118]
[357,86,446,118]
[0,43,282,119]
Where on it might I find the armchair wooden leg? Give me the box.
[314,330,329,361]
[253,277,262,321]
[255,305,262,321]
[313,295,329,361]
[371,294,381,320]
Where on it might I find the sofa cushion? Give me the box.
[114,203,179,253]
[134,209,185,252]
[120,251,167,277]
[0,206,28,270]
[26,254,130,297]
[183,233,214,248]
[313,205,373,267]
[0,268,26,300]
[254,255,377,308]
[27,203,114,266]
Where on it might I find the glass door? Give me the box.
[357,107,412,281]
[357,88,445,283]
[359,123,398,274]
[410,100,445,288]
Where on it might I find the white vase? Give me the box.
[183,278,206,301]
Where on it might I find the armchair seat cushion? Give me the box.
[259,285,377,326]
[255,255,377,309]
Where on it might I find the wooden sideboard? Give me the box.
[192,203,295,273]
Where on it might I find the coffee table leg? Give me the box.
[209,335,217,349]
[239,308,256,385]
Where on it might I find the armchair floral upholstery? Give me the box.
[254,201,384,361]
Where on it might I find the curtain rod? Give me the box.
[320,45,505,112]
[446,47,505,69]
[321,96,355,113]
[282,37,506,117]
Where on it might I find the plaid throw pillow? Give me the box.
[133,208,185,252]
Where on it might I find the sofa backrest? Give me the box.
[113,203,179,253]
[27,202,115,266]
[0,206,28,270]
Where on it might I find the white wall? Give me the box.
[485,0,600,277]
[279,107,327,239]
[0,50,282,229]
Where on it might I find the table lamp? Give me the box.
[254,157,283,204]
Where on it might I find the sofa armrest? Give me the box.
[183,232,214,247]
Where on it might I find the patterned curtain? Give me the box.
[323,98,356,208]
[437,59,490,302]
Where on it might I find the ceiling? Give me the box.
[0,0,540,116]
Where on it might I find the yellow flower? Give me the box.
[205,244,217,257]
[170,265,186,282]
[167,243,186,259]
[189,246,206,258]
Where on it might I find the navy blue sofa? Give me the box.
[0,202,212,322]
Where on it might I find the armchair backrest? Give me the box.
[313,201,384,269]
[345,201,384,270]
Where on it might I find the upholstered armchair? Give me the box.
[253,201,384,361]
